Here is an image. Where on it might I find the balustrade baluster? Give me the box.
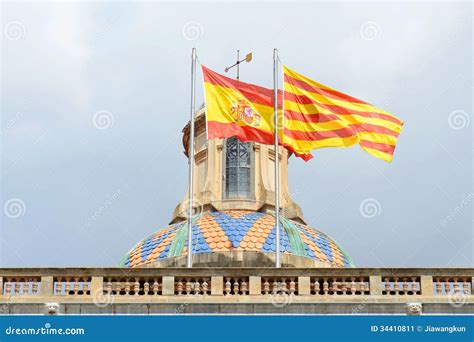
[225,278,231,295]
[444,278,450,295]
[82,279,90,295]
[202,279,208,295]
[23,279,31,295]
[281,278,288,294]
[323,278,329,295]
[289,278,296,295]
[32,280,39,295]
[115,280,122,295]
[185,279,192,295]
[152,279,159,295]
[5,279,12,295]
[393,277,399,295]
[144,279,150,295]
[55,278,63,295]
[314,279,320,295]
[384,277,390,295]
[106,278,112,294]
[263,279,270,295]
[402,278,408,295]
[272,280,278,295]
[233,278,239,295]
[194,280,201,295]
[73,277,80,295]
[14,280,21,295]
[350,277,356,295]
[462,278,470,295]
[64,278,71,295]
[176,279,183,295]
[124,279,130,295]
[359,278,366,294]
[134,278,140,296]
[411,277,418,295]
[330,279,337,294]
[453,278,459,294]
[341,279,347,295]
[240,279,248,295]
[435,279,442,295]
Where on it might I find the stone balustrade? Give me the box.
[382,276,421,295]
[262,277,298,295]
[0,268,472,314]
[433,276,472,295]
[175,277,210,295]
[224,277,248,295]
[104,277,162,296]
[311,276,369,295]
[54,277,91,296]
[2,277,41,296]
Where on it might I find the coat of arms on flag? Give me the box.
[231,99,261,127]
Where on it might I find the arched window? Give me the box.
[224,137,252,199]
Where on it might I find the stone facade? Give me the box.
[1,268,472,315]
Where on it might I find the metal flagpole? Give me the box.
[236,50,240,80]
[186,48,197,268]
[273,48,281,268]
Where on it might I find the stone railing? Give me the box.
[0,268,472,314]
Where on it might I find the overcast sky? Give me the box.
[1,1,472,268]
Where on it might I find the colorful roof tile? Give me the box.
[121,210,353,268]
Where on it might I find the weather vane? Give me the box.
[225,50,253,80]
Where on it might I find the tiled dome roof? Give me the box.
[121,210,353,268]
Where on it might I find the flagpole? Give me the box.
[187,47,197,268]
[236,50,240,80]
[273,48,281,268]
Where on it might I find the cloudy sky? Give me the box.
[1,1,472,267]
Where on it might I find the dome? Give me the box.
[121,210,353,268]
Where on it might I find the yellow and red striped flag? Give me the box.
[202,65,278,145]
[283,66,404,162]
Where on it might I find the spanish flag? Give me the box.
[283,66,403,162]
[202,65,278,145]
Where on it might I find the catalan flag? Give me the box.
[202,65,277,145]
[283,66,403,162]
